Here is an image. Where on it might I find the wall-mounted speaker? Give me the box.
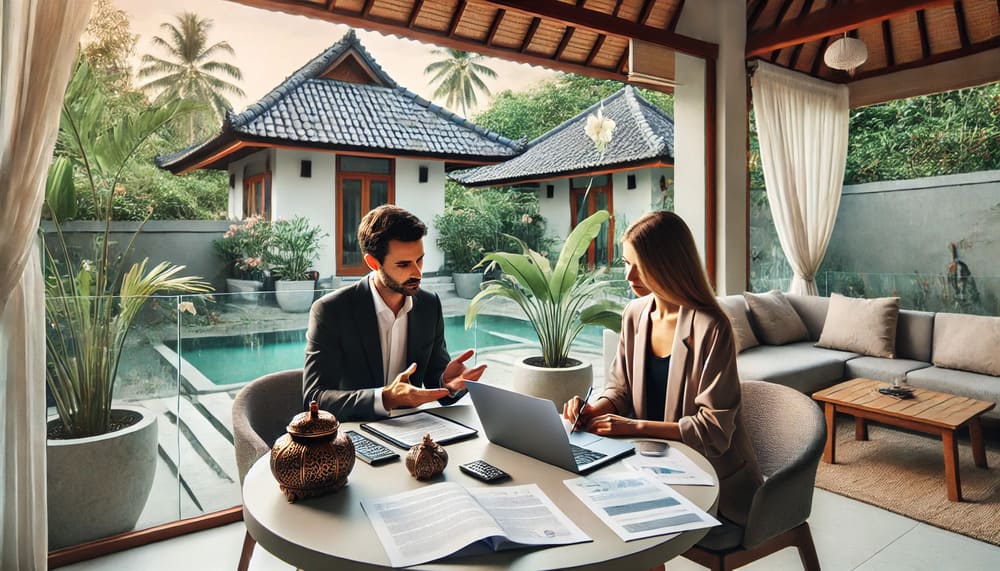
[300,160,312,178]
[418,166,429,183]
[627,174,637,189]
[229,174,235,188]
[546,184,555,199]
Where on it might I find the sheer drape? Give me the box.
[0,2,91,568]
[751,61,849,295]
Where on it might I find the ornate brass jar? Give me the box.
[270,401,355,502]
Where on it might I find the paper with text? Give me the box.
[564,472,719,542]
[363,411,475,447]
[361,482,590,567]
[624,446,716,486]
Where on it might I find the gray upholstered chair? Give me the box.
[232,369,304,571]
[682,380,826,571]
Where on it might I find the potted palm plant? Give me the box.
[267,216,327,312]
[213,215,271,301]
[43,59,211,549]
[465,210,623,407]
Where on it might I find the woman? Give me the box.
[563,210,762,526]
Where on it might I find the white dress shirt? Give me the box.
[368,273,413,416]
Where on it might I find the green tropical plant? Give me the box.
[44,58,212,439]
[466,210,623,368]
[424,48,498,117]
[266,216,327,281]
[213,215,272,280]
[138,12,245,142]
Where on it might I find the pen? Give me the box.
[571,386,594,433]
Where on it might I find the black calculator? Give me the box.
[459,460,510,483]
[346,430,399,465]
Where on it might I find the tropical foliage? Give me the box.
[266,217,327,281]
[138,12,245,143]
[213,216,272,281]
[424,48,498,117]
[45,59,212,439]
[466,211,623,368]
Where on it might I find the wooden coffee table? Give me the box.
[812,378,995,502]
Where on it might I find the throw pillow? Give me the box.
[718,296,759,353]
[932,313,1000,377]
[743,290,809,345]
[816,293,900,358]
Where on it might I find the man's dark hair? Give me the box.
[358,205,427,262]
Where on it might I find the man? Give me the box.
[303,205,486,420]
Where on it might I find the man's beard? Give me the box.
[378,268,420,296]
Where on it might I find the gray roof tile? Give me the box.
[449,86,674,187]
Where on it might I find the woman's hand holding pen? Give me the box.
[562,392,615,432]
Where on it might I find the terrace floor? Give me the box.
[61,279,1000,569]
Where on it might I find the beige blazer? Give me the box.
[602,296,762,525]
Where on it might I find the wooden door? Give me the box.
[336,156,394,276]
[569,175,614,267]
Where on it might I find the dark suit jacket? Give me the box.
[303,278,461,421]
[602,296,763,525]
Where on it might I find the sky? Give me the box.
[111,0,559,117]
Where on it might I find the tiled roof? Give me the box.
[448,86,674,187]
[158,30,522,170]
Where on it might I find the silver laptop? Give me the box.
[466,382,634,474]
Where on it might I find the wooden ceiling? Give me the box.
[228,0,1000,89]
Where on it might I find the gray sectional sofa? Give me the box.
[719,294,1000,421]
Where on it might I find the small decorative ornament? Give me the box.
[270,401,355,502]
[405,433,448,480]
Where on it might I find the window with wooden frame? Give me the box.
[336,155,395,276]
[569,175,614,267]
[243,173,272,220]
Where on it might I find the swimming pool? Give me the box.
[162,315,602,389]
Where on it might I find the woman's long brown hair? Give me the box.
[623,211,722,314]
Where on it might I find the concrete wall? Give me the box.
[41,220,233,293]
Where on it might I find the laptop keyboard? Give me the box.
[571,444,607,466]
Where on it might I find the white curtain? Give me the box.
[751,61,849,295]
[0,1,91,568]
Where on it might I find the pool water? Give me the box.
[166,315,602,387]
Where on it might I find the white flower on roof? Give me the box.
[584,107,616,153]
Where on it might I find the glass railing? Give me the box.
[45,282,630,548]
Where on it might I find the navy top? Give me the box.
[644,349,671,422]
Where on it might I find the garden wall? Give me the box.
[40,220,232,294]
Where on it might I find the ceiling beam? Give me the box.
[882,20,896,66]
[480,0,717,59]
[447,0,467,37]
[916,9,931,58]
[746,0,951,57]
[407,0,424,28]
[227,0,629,82]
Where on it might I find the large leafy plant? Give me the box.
[266,216,327,281]
[44,59,211,438]
[466,210,623,368]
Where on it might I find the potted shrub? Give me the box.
[267,216,327,312]
[435,201,501,298]
[213,215,271,301]
[43,59,211,548]
[465,210,623,407]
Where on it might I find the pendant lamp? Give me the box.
[824,33,868,76]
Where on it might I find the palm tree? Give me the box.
[138,12,245,142]
[423,48,498,117]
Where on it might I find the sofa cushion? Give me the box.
[744,291,810,346]
[906,366,1000,420]
[785,294,830,341]
[896,309,934,362]
[736,342,857,394]
[845,356,932,382]
[816,293,900,358]
[932,313,1000,377]
[718,295,759,353]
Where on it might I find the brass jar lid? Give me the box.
[287,401,339,437]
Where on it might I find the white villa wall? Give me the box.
[394,158,446,273]
[226,150,447,277]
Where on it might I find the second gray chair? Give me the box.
[232,369,305,571]
[682,379,826,571]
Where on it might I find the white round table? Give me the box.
[242,405,719,570]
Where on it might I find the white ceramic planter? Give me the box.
[452,272,484,299]
[225,278,264,302]
[275,280,316,312]
[47,405,158,550]
[511,356,594,411]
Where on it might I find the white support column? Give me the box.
[674,0,748,294]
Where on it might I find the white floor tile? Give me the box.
[854,523,1000,571]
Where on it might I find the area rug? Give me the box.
[814,418,1000,546]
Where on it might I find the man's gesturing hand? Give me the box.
[442,349,487,394]
[382,363,450,411]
